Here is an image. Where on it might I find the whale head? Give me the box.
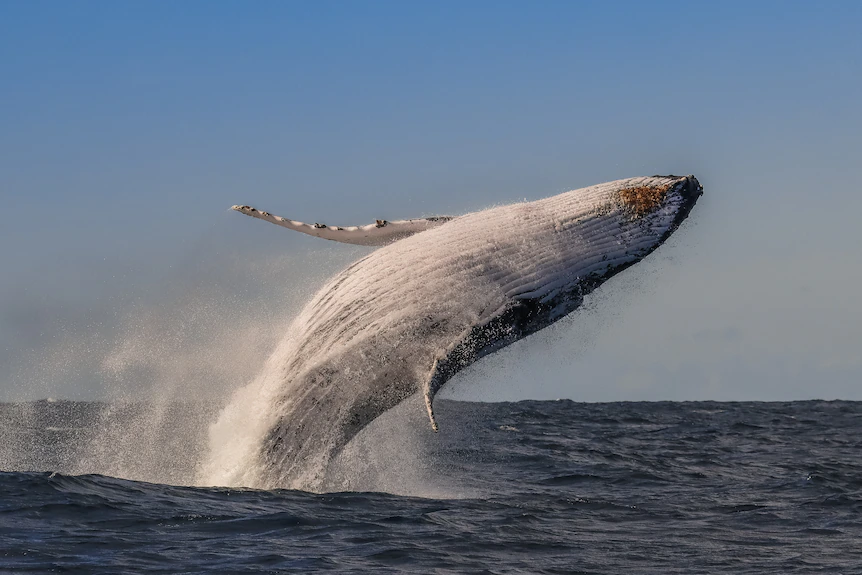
[554,174,703,286]
[606,174,703,238]
[620,174,703,238]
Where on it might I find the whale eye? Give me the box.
[619,184,671,217]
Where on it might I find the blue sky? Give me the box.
[1,1,861,401]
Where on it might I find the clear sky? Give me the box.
[1,1,861,402]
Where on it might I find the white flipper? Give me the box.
[231,205,454,246]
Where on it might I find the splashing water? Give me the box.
[0,244,357,486]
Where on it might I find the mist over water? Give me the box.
[0,222,372,487]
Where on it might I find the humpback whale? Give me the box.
[207,175,702,489]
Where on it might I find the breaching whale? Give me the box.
[208,175,702,489]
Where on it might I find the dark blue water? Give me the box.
[2,399,860,574]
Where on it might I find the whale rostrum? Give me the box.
[209,175,703,489]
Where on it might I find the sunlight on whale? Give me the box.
[199,175,703,490]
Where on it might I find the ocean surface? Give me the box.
[1,399,860,574]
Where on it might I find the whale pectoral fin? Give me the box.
[423,358,442,432]
[421,304,523,432]
[231,205,454,246]
[422,329,492,433]
[424,392,439,432]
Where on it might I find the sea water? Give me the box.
[1,398,859,574]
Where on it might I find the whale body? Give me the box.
[205,175,702,489]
